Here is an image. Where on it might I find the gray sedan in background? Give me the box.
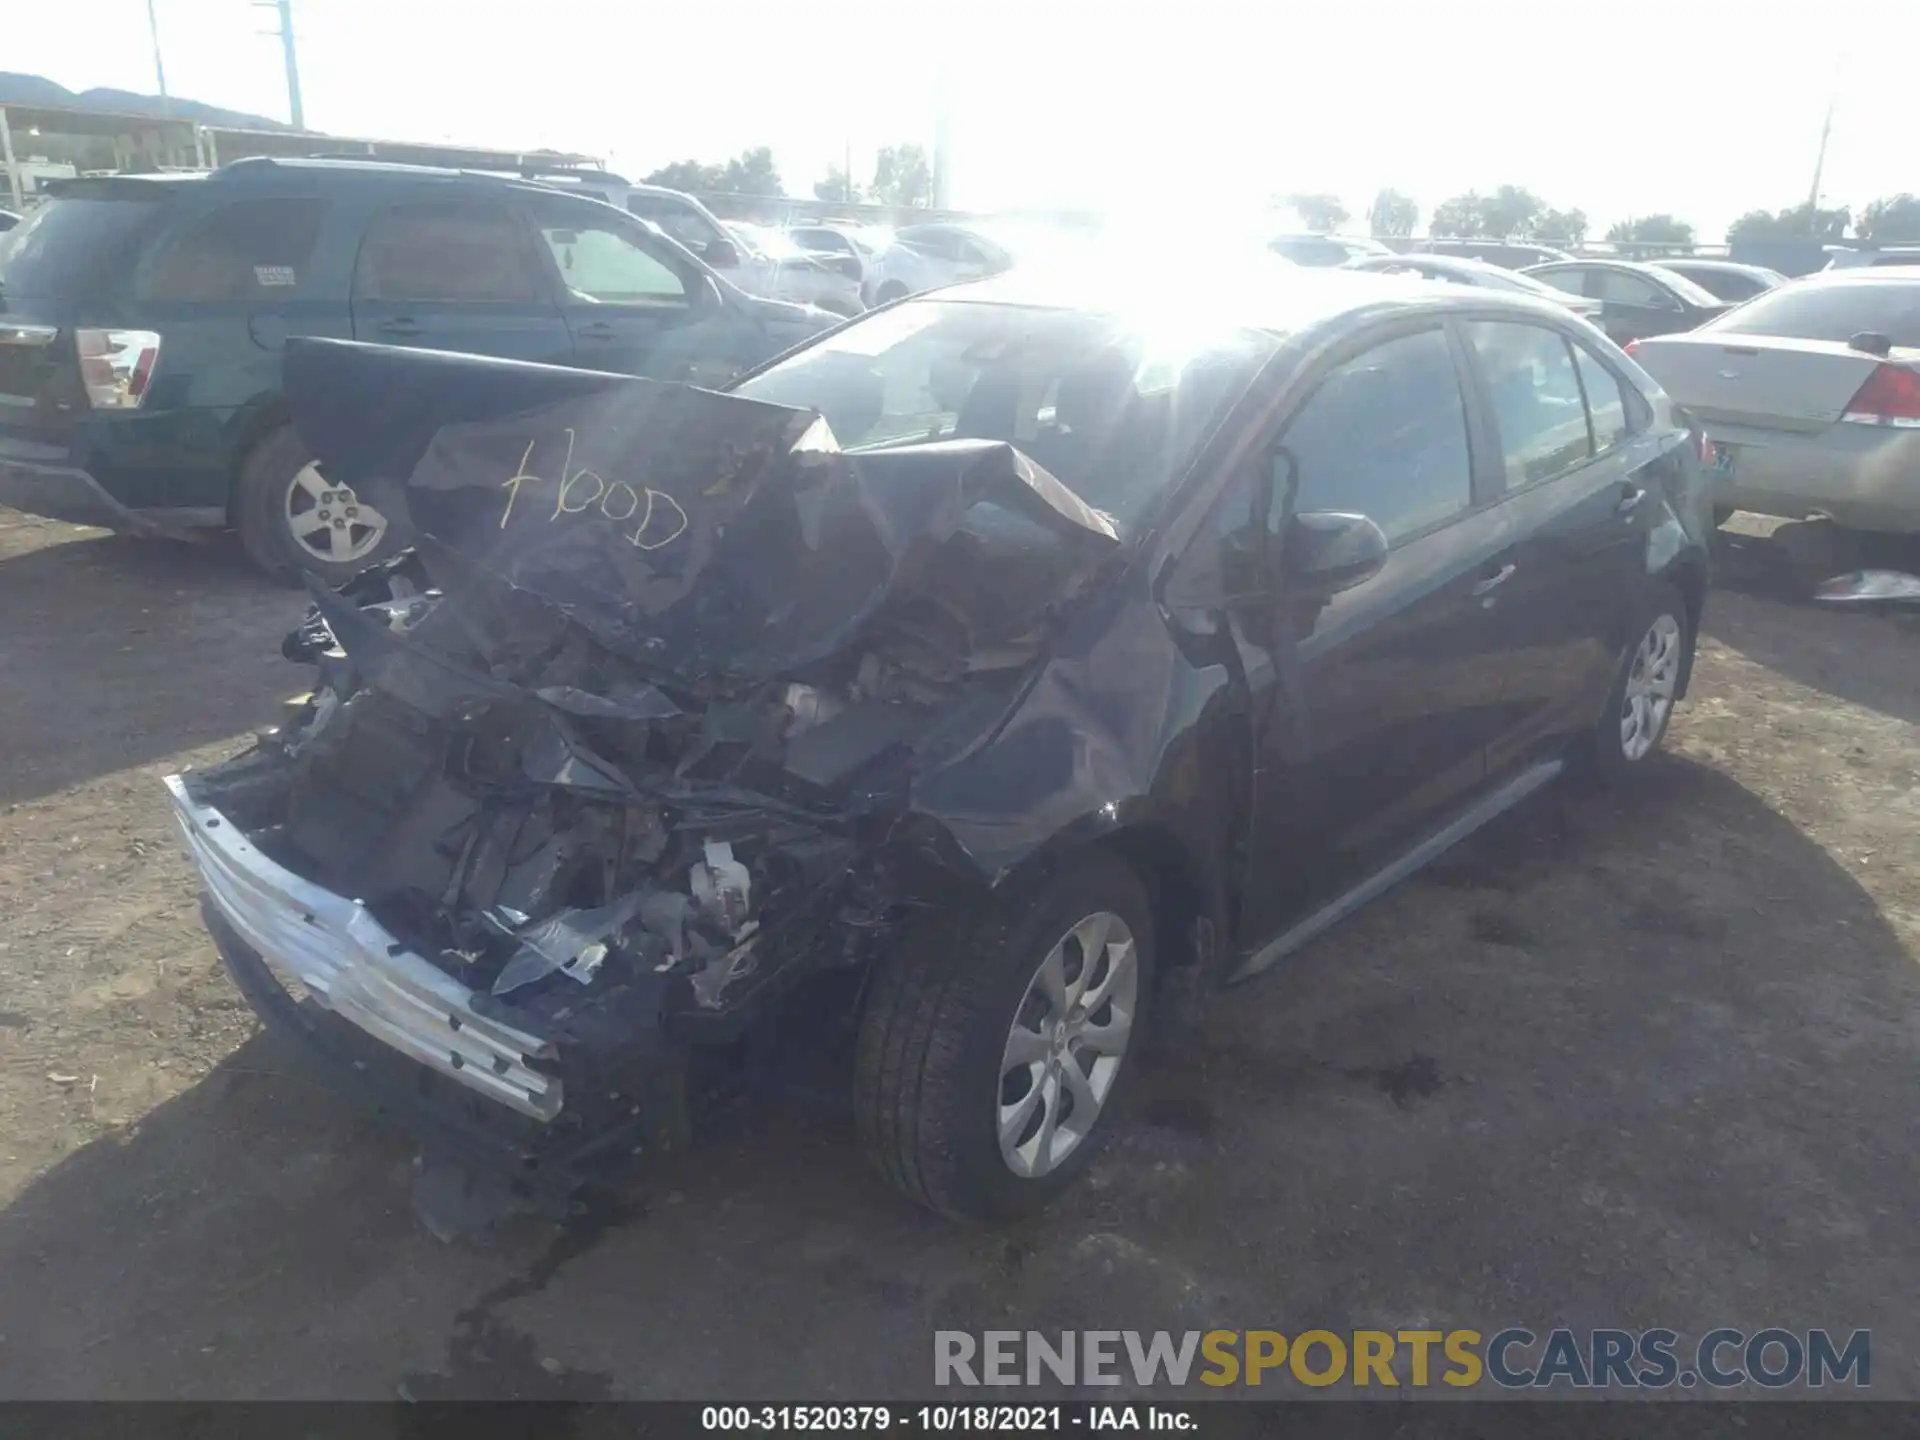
[1627,268,1920,533]
[1655,259,1787,303]
[1344,252,1605,320]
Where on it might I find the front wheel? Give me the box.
[1587,585,1690,779]
[854,852,1155,1222]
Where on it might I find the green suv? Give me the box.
[0,158,836,581]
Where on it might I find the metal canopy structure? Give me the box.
[0,99,605,212]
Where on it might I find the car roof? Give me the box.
[1805,264,1920,284]
[933,260,1578,337]
[191,156,595,201]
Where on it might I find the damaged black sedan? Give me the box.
[168,267,1710,1225]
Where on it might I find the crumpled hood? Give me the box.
[284,338,1120,695]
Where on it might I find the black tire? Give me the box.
[874,281,910,305]
[854,851,1155,1222]
[1586,583,1691,782]
[234,424,411,585]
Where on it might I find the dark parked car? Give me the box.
[1343,252,1606,320]
[0,159,834,581]
[0,208,19,233]
[168,267,1709,1229]
[1420,239,1572,269]
[1522,259,1729,348]
[1653,258,1786,303]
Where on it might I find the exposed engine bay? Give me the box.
[170,339,1128,1206]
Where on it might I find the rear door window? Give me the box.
[353,202,545,303]
[1278,327,1474,542]
[1570,343,1631,452]
[1465,321,1594,488]
[1594,270,1678,309]
[1530,267,1590,298]
[0,192,172,298]
[147,197,327,301]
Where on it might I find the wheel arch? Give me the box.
[222,393,293,523]
[1662,553,1708,699]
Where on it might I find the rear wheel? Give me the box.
[854,852,1154,1221]
[234,425,410,585]
[874,281,910,305]
[1587,584,1690,780]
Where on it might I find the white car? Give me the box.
[785,223,890,286]
[862,222,1015,306]
[623,185,863,316]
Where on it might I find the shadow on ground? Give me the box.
[0,528,302,805]
[1,752,1914,1399]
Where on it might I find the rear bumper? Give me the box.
[1706,420,1920,533]
[0,442,223,537]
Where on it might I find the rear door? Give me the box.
[1590,268,1693,346]
[349,198,570,363]
[522,196,763,386]
[1459,318,1655,775]
[1224,323,1518,941]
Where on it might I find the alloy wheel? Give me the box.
[997,910,1139,1179]
[284,461,389,565]
[1620,613,1682,761]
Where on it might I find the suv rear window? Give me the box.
[0,193,172,298]
[1707,279,1920,348]
[147,198,327,301]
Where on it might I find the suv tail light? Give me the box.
[1623,340,1640,355]
[1841,363,1920,427]
[75,328,161,410]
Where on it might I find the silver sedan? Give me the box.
[1627,268,1920,534]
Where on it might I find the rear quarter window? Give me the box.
[0,194,172,298]
[145,197,328,301]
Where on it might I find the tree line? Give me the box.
[638,144,936,208]
[1284,187,1920,247]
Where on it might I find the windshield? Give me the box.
[733,299,1280,530]
[1705,279,1920,348]
[0,193,171,298]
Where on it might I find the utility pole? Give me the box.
[1805,92,1835,216]
[255,0,306,129]
[146,0,169,108]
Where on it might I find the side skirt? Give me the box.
[1229,758,1565,984]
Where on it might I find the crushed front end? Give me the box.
[169,339,1122,1216]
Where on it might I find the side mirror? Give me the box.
[1848,330,1893,358]
[704,237,741,269]
[1289,510,1388,595]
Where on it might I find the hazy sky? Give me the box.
[10,0,1916,239]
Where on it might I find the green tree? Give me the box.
[1605,214,1696,246]
[1727,202,1851,242]
[1532,207,1588,246]
[872,144,933,208]
[642,159,725,192]
[719,146,783,197]
[1287,192,1350,233]
[1858,193,1920,245]
[1429,192,1487,238]
[1482,185,1545,240]
[813,166,863,204]
[1366,188,1419,238]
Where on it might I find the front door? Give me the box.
[349,198,572,365]
[523,199,763,388]
[1589,268,1691,347]
[1217,324,1520,945]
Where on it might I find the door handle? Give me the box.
[576,320,617,340]
[1470,562,1517,598]
[377,317,424,338]
[1616,485,1647,516]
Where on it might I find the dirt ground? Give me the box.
[1,507,1917,1400]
